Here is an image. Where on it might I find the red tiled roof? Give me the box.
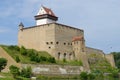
[42,6,56,17]
[72,36,84,41]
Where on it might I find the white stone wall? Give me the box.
[36,18,56,25]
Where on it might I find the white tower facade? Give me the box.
[35,6,58,25]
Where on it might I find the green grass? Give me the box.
[1,45,52,64]
[56,60,83,66]
[88,53,112,72]
[0,72,30,80]
[0,45,83,66]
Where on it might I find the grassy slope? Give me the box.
[1,45,52,64]
[1,45,82,66]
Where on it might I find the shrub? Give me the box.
[0,58,7,72]
[15,56,20,63]
[20,66,32,78]
[48,57,56,63]
[9,65,20,78]
[20,46,27,55]
[80,72,88,80]
[40,56,47,61]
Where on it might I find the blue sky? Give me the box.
[0,0,120,53]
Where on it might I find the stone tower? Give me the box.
[35,6,58,25]
[72,36,90,71]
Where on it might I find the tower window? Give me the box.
[56,42,59,44]
[64,43,66,45]
[64,53,66,59]
[46,42,49,45]
[48,47,51,49]
[58,52,60,59]
[51,42,53,44]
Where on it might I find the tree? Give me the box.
[9,65,20,78]
[0,58,7,72]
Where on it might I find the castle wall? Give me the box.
[105,54,115,67]
[18,23,84,59]
[18,24,56,56]
[54,23,84,60]
[22,64,84,75]
[86,47,105,57]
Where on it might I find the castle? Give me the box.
[18,6,115,70]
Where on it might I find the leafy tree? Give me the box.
[9,65,20,78]
[0,58,7,72]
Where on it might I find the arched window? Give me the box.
[69,53,72,60]
[58,52,60,59]
[64,53,66,59]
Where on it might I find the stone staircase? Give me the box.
[0,47,21,72]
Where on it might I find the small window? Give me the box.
[56,42,59,44]
[64,43,66,45]
[51,42,53,44]
[46,42,49,45]
[49,47,51,49]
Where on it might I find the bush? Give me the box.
[20,46,27,55]
[15,56,20,63]
[9,65,20,78]
[0,58,7,72]
[8,45,20,51]
[80,72,88,80]
[20,66,32,78]
[40,56,47,61]
[48,57,56,63]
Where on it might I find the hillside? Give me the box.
[0,45,82,66]
[0,46,20,72]
[87,52,114,73]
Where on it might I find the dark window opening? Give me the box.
[64,53,66,59]
[58,52,60,59]
[64,43,66,45]
[51,42,53,44]
[46,42,49,45]
[49,47,51,49]
[56,42,59,44]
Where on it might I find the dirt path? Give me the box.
[0,47,21,72]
